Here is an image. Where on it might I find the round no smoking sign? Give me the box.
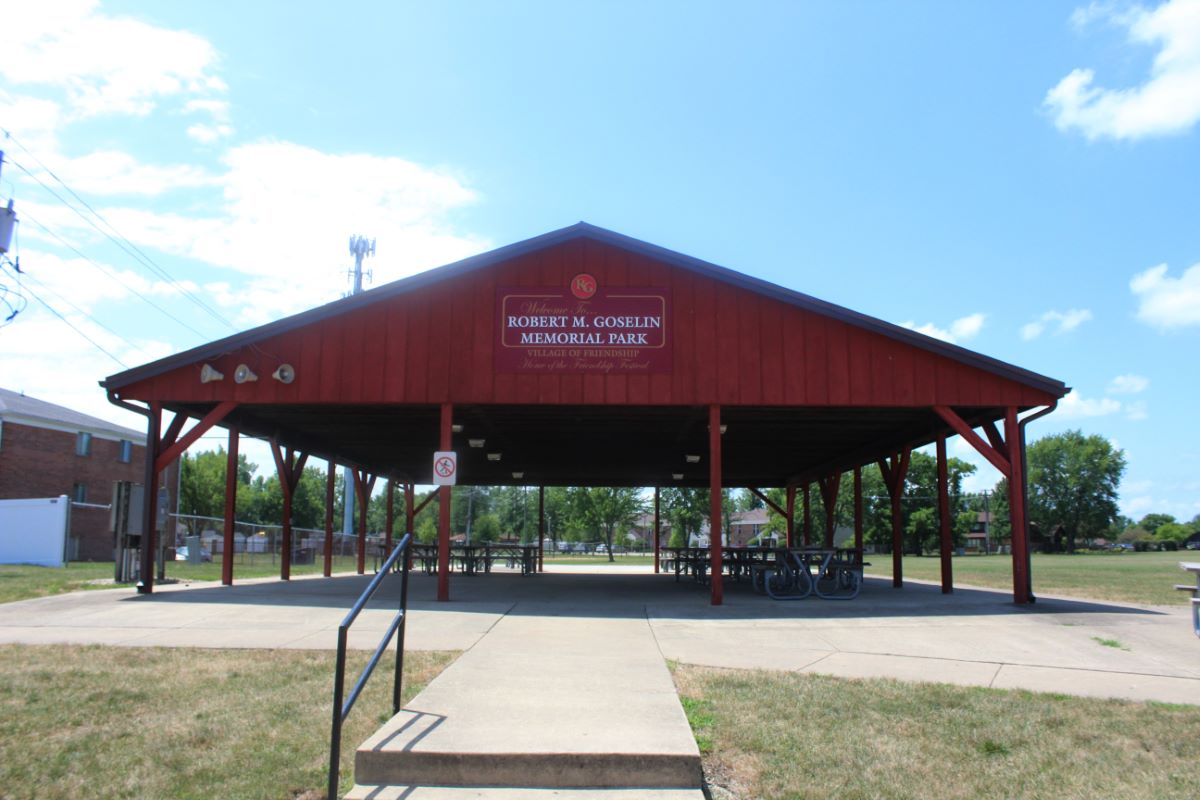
[433,451,457,485]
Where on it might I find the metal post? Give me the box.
[786,485,795,549]
[437,403,453,602]
[324,461,335,577]
[653,487,661,574]
[708,404,724,606]
[890,468,904,589]
[802,484,811,546]
[385,480,394,557]
[853,466,863,552]
[937,435,953,594]
[537,486,545,572]
[222,427,238,586]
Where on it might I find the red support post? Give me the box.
[221,427,238,586]
[405,482,415,570]
[323,460,335,577]
[880,450,911,588]
[819,473,840,548]
[271,444,307,581]
[802,484,811,546]
[785,485,795,549]
[538,486,545,573]
[853,466,863,552]
[136,403,162,595]
[937,435,953,594]
[405,483,414,535]
[437,403,453,602]
[1005,407,1031,604]
[385,480,394,557]
[353,470,374,575]
[653,487,661,574]
[709,404,724,606]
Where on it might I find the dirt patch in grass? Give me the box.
[0,644,456,799]
[672,664,1200,800]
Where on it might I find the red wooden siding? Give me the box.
[115,238,1060,409]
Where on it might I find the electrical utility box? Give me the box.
[111,481,144,583]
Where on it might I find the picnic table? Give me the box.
[1178,562,1200,638]
[662,546,777,584]
[753,547,868,601]
[408,543,538,576]
[661,545,867,600]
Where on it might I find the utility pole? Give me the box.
[341,236,375,537]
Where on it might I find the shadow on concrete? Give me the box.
[121,570,1165,621]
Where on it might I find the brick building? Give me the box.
[0,388,176,561]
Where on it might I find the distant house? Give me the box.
[0,388,177,561]
[728,507,773,547]
[628,512,671,549]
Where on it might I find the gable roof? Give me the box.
[102,222,1067,397]
[0,387,143,440]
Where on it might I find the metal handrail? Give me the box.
[328,533,412,800]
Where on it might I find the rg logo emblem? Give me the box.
[570,273,597,299]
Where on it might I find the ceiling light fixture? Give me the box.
[451,424,464,433]
[468,438,485,448]
[512,471,524,479]
[487,452,502,462]
[685,454,700,463]
[672,473,684,480]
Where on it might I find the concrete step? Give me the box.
[353,612,701,790]
[343,786,705,799]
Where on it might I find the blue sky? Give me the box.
[1,0,1198,520]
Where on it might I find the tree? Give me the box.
[1137,513,1176,536]
[661,488,710,547]
[568,487,646,561]
[1026,430,1126,553]
[179,449,257,532]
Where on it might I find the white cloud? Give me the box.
[20,150,217,197]
[186,123,235,144]
[1124,400,1149,420]
[1020,308,1093,340]
[1057,389,1123,418]
[900,313,985,344]
[1130,261,1200,329]
[1045,0,1200,140]
[1107,373,1149,393]
[2,0,225,119]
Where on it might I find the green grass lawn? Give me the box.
[673,664,1200,800]
[0,644,457,800]
[0,556,365,605]
[866,551,1192,606]
[541,554,655,565]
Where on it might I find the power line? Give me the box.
[16,268,142,353]
[20,209,212,340]
[0,129,237,333]
[20,281,127,368]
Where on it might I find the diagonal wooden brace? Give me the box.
[933,405,1011,477]
[155,401,237,473]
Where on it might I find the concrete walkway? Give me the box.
[0,566,1197,706]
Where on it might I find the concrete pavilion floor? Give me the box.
[0,563,1197,705]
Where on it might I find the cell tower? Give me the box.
[348,235,375,295]
[342,235,375,535]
